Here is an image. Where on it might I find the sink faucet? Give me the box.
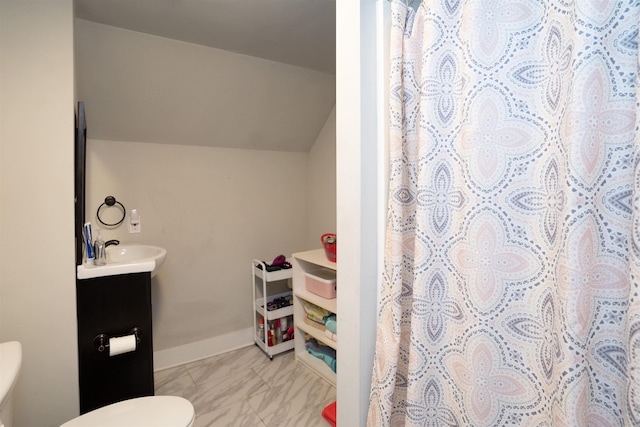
[105,239,120,247]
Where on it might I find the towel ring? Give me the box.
[96,196,126,227]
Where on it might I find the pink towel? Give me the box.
[324,329,337,343]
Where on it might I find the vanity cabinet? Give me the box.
[76,272,154,414]
[292,249,337,385]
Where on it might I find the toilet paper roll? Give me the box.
[109,334,137,356]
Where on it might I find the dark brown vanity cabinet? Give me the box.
[76,272,154,414]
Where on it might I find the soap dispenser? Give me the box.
[94,230,106,266]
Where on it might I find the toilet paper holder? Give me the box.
[94,327,141,353]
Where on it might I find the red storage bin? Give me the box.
[322,401,336,426]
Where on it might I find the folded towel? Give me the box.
[301,300,331,323]
[324,329,337,343]
[324,314,337,334]
[305,337,337,372]
[305,315,326,330]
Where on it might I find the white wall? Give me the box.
[307,106,336,248]
[85,108,337,368]
[336,0,383,425]
[75,19,336,153]
[86,140,309,356]
[0,1,78,426]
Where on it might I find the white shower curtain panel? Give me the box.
[368,0,640,425]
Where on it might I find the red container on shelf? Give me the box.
[321,233,337,263]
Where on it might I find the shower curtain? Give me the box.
[368,0,640,426]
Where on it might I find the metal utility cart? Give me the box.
[252,260,295,359]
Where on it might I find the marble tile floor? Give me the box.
[154,345,336,427]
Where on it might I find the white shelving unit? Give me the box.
[252,260,294,359]
[292,249,337,386]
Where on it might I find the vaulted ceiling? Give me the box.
[74,0,336,152]
[75,0,336,75]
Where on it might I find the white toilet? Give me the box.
[0,341,22,427]
[0,341,194,427]
[60,395,195,427]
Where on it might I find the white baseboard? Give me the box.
[153,327,254,371]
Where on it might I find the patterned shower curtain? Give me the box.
[368,0,640,426]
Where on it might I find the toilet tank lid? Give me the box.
[0,341,22,409]
[60,396,195,427]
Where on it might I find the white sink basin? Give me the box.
[77,244,167,280]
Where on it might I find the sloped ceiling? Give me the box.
[74,0,336,74]
[74,0,336,152]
